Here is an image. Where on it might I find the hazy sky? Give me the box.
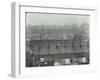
[26,13,89,27]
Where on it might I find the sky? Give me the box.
[26,12,89,27]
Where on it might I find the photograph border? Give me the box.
[11,2,96,78]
